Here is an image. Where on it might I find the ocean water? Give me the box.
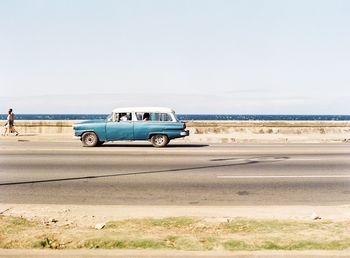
[1,114,350,121]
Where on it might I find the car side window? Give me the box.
[116,112,131,122]
[135,112,173,122]
[136,113,142,121]
[160,113,173,121]
[155,113,173,121]
[136,112,151,121]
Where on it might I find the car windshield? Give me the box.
[106,113,113,121]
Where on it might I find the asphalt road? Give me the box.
[0,141,349,205]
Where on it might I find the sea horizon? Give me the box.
[1,114,350,121]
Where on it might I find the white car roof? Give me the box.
[112,107,175,113]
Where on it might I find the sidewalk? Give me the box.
[0,133,75,142]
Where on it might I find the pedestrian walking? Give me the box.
[2,108,19,136]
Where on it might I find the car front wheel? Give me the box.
[82,132,99,147]
[151,134,169,147]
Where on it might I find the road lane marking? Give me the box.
[217,175,350,179]
[289,158,322,161]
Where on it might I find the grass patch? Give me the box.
[224,239,350,251]
[280,240,350,250]
[0,216,37,235]
[224,240,256,251]
[0,216,39,248]
[83,238,166,249]
[1,216,350,251]
[224,218,336,233]
[32,236,61,249]
[106,217,195,230]
[83,235,214,251]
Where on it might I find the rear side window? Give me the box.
[152,113,173,121]
[135,112,173,122]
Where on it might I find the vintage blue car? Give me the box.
[73,107,189,147]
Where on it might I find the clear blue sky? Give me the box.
[1,0,349,114]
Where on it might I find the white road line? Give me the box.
[289,158,322,161]
[217,175,350,179]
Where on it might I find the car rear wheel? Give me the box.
[82,132,99,147]
[151,134,169,147]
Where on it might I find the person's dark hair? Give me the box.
[8,108,13,114]
[143,113,150,120]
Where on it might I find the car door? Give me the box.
[133,120,160,140]
[106,120,134,141]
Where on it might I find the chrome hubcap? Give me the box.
[155,136,164,145]
[86,135,95,144]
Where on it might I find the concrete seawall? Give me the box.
[185,121,350,143]
[2,120,350,143]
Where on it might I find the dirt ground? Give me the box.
[1,204,350,228]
